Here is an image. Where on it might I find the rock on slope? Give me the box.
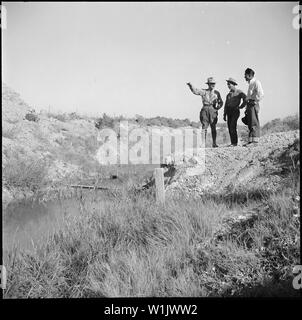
[164,130,299,199]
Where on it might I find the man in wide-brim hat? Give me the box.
[223,77,247,146]
[187,77,223,148]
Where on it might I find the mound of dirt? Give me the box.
[2,83,100,206]
[164,130,299,199]
[2,83,32,123]
[2,82,98,168]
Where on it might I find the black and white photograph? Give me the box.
[1,1,300,304]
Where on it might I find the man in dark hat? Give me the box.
[243,68,264,146]
[187,77,223,148]
[223,77,246,146]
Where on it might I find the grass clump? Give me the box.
[3,187,300,297]
[3,152,50,192]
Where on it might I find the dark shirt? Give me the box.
[224,89,246,116]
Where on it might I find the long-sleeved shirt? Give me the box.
[188,84,223,110]
[224,89,246,116]
[247,77,264,105]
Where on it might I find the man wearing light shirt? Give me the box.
[244,68,264,145]
[187,77,223,148]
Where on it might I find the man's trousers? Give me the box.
[200,106,218,146]
[246,105,260,142]
[226,109,240,145]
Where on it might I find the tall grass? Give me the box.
[3,144,300,298]
[4,186,300,298]
[3,152,50,192]
[2,125,18,139]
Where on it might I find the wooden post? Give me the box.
[154,168,165,204]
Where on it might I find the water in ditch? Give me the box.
[2,189,110,253]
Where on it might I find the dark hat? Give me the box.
[245,68,255,76]
[226,77,237,85]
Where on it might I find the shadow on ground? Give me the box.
[232,278,301,297]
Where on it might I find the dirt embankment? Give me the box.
[2,83,101,207]
[163,130,299,198]
[2,83,300,208]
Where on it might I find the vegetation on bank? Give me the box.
[3,152,51,193]
[2,112,299,196]
[4,190,300,298]
[261,115,299,135]
[3,160,300,298]
[93,113,299,146]
[94,112,299,132]
[2,103,300,297]
[94,113,201,130]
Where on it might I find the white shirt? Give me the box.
[247,77,264,105]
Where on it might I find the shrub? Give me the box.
[3,152,50,192]
[2,125,18,139]
[262,114,299,135]
[47,112,68,122]
[68,112,83,121]
[25,113,39,122]
[95,113,114,129]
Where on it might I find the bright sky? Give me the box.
[2,2,299,124]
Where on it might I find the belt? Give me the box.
[227,106,240,111]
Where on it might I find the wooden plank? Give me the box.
[154,168,165,204]
[69,184,109,190]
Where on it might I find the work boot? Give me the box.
[243,137,253,147]
[212,135,218,148]
[244,137,259,147]
[211,126,217,148]
[243,142,258,147]
[243,142,252,147]
[252,137,259,145]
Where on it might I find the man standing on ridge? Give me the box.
[223,77,246,146]
[187,77,223,148]
[243,68,264,146]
